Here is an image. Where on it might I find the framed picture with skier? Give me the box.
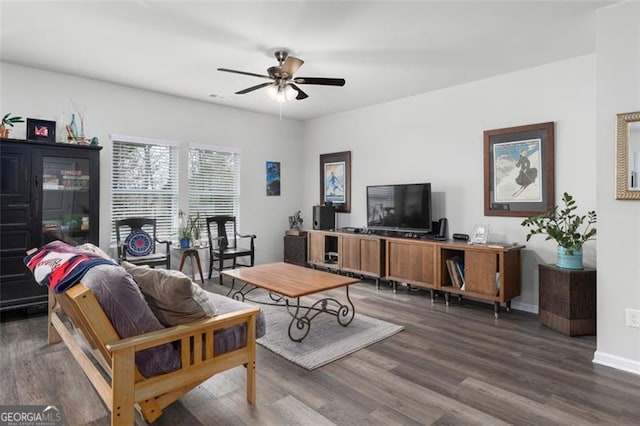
[484,122,555,217]
[320,151,351,213]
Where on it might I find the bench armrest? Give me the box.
[106,307,260,354]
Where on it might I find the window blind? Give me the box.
[188,146,241,236]
[111,138,178,242]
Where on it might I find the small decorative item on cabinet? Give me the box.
[1,112,25,138]
[26,118,56,142]
[521,192,596,270]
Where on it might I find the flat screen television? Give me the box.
[366,183,432,233]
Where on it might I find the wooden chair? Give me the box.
[47,286,259,425]
[115,218,171,269]
[206,216,256,283]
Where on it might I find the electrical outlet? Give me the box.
[626,308,640,328]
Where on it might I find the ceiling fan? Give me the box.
[217,50,345,102]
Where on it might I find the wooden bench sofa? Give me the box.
[48,284,261,425]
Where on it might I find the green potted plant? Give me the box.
[1,112,25,138]
[178,210,192,248]
[521,192,596,270]
[188,212,201,245]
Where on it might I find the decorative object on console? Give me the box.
[484,122,555,216]
[1,112,24,138]
[452,233,470,241]
[288,210,303,231]
[320,151,351,213]
[26,118,56,142]
[470,224,489,244]
[266,161,281,196]
[521,192,596,270]
[615,110,640,199]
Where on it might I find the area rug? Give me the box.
[257,306,404,370]
[256,300,404,370]
[209,284,404,370]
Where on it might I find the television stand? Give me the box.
[306,229,523,317]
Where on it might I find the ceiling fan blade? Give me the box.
[235,82,274,95]
[217,68,272,80]
[293,77,345,86]
[282,56,304,76]
[290,84,308,100]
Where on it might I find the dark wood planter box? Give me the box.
[538,264,596,336]
[284,234,308,267]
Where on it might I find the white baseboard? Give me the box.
[593,350,640,376]
[510,301,538,314]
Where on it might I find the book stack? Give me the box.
[445,256,465,291]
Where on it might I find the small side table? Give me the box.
[538,264,596,336]
[179,248,205,284]
[284,233,307,266]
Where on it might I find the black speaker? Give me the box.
[435,217,448,240]
[313,205,335,230]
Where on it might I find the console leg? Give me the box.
[506,300,511,313]
[430,289,435,303]
[444,292,450,306]
[392,282,397,294]
[375,279,380,290]
[494,302,500,318]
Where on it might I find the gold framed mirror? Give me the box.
[615,111,640,199]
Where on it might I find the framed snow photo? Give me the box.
[483,122,555,217]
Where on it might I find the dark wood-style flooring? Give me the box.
[1,278,639,425]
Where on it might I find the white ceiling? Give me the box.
[0,0,616,121]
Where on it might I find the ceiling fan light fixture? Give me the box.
[265,84,298,103]
[265,85,278,99]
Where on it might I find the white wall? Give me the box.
[303,54,597,314]
[0,62,305,267]
[593,0,640,375]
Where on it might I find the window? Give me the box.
[111,135,178,242]
[188,145,241,234]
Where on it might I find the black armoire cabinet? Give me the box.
[0,138,102,311]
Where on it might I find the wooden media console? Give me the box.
[307,230,524,317]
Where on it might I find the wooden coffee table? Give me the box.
[222,262,360,342]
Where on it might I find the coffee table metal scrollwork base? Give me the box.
[227,279,355,342]
[222,263,360,342]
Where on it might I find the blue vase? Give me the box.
[69,114,78,139]
[556,247,583,270]
[179,237,191,249]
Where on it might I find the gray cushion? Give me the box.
[82,265,181,378]
[207,291,266,356]
[122,262,217,326]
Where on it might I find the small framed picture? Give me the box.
[471,224,489,244]
[26,118,56,143]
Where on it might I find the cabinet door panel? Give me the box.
[388,241,435,285]
[359,239,381,276]
[341,236,360,270]
[308,232,325,264]
[0,145,31,205]
[464,251,498,295]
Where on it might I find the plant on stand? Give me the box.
[178,210,193,249]
[521,192,597,270]
[188,212,202,246]
[1,113,25,138]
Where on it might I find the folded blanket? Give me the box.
[24,240,117,293]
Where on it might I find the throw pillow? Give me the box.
[124,229,153,257]
[122,262,217,326]
[82,265,181,378]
